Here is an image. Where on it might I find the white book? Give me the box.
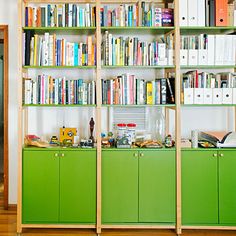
[62,5,65,27]
[30,37,34,66]
[24,79,31,104]
[108,33,112,65]
[68,4,73,27]
[207,35,215,65]
[215,35,224,65]
[77,5,80,27]
[44,32,49,66]
[32,79,37,104]
[197,0,205,26]
[86,4,90,27]
[48,35,54,66]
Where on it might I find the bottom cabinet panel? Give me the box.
[182,150,218,225]
[139,150,176,223]
[219,150,236,225]
[102,150,139,223]
[22,150,60,223]
[59,150,96,223]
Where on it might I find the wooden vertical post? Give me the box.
[174,0,182,235]
[96,0,102,234]
[17,0,23,234]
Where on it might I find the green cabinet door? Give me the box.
[182,150,218,225]
[139,150,176,223]
[219,150,236,225]
[102,150,139,223]
[59,150,96,223]
[22,150,59,223]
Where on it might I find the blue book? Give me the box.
[112,38,116,65]
[25,7,28,26]
[128,6,132,27]
[47,5,51,27]
[79,8,83,26]
[74,43,78,66]
[78,79,83,104]
[104,6,108,26]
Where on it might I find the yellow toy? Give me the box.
[60,127,77,144]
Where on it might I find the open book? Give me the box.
[198,131,236,148]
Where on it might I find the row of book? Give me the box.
[180,35,236,66]
[101,74,175,105]
[24,75,96,105]
[141,2,174,27]
[25,4,96,27]
[23,31,96,66]
[100,3,174,27]
[182,71,236,89]
[180,0,236,27]
[183,72,236,105]
[102,31,174,66]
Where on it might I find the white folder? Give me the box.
[184,88,194,104]
[197,0,205,26]
[188,0,198,26]
[212,88,223,104]
[180,49,188,65]
[215,35,224,65]
[203,88,213,104]
[179,0,188,26]
[194,88,204,104]
[222,88,233,104]
[198,49,208,65]
[233,88,236,104]
[207,35,215,65]
[188,49,198,65]
[167,49,174,66]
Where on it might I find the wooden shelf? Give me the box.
[102,65,175,69]
[22,66,96,69]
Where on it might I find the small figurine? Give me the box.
[80,139,94,148]
[108,131,115,147]
[60,126,77,144]
[165,134,175,148]
[89,118,95,142]
[50,136,59,146]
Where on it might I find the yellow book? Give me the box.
[146,81,153,105]
[34,34,38,66]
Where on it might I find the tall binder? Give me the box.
[215,0,228,26]
[198,0,205,26]
[209,0,215,26]
[188,0,198,26]
[179,0,188,26]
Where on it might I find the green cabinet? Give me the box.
[102,150,139,223]
[219,150,236,225]
[139,150,176,223]
[182,150,218,225]
[182,149,236,226]
[22,149,96,224]
[102,150,176,224]
[22,150,60,223]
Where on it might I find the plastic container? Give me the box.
[116,123,127,139]
[127,123,137,144]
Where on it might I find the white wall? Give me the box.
[0,0,18,204]
[0,0,235,204]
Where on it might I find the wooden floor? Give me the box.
[1,189,236,236]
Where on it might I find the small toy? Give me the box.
[165,134,175,148]
[60,126,77,144]
[80,139,94,148]
[89,117,95,142]
[116,136,131,148]
[62,139,73,147]
[50,136,59,146]
[24,135,49,148]
[108,132,115,147]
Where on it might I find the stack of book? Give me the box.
[180,34,236,66]
[102,73,175,105]
[182,71,236,104]
[141,2,174,27]
[24,75,96,105]
[25,4,96,27]
[100,4,139,27]
[23,32,96,66]
[102,31,174,66]
[180,0,236,27]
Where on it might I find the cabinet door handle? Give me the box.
[54,153,58,157]
[140,153,144,157]
[133,153,138,158]
[61,153,65,157]
[219,153,224,157]
[213,153,217,157]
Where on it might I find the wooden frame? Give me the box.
[0,25,9,211]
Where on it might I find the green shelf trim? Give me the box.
[181,104,236,107]
[102,104,176,108]
[182,148,236,151]
[23,146,97,151]
[102,148,176,151]
[102,223,175,226]
[181,65,236,69]
[23,104,96,107]
[23,27,96,31]
[22,66,96,69]
[180,26,236,34]
[102,65,175,69]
